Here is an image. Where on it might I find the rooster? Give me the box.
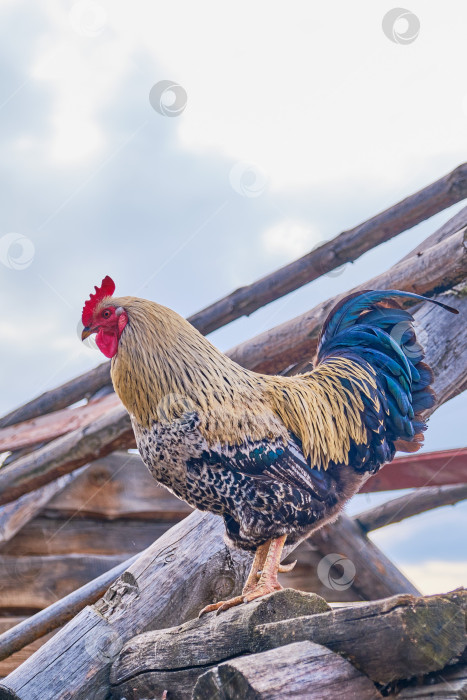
[81,277,456,614]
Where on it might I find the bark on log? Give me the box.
[3,166,466,432]
[110,589,330,699]
[362,448,467,492]
[356,484,467,533]
[192,641,381,700]
[228,225,467,374]
[251,591,467,684]
[188,163,467,335]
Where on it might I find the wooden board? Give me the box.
[362,449,467,492]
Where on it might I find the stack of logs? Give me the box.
[110,588,467,699]
[0,164,466,698]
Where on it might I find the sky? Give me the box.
[0,0,466,595]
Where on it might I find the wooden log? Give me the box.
[43,452,193,522]
[0,554,127,612]
[0,393,120,452]
[0,511,252,699]
[111,589,329,687]
[0,363,112,429]
[356,484,467,533]
[228,225,467,374]
[192,640,381,700]
[189,164,467,335]
[0,619,56,679]
[251,592,467,684]
[0,552,142,664]
[0,466,88,547]
[362,448,467,492]
[3,166,466,432]
[0,406,135,507]
[310,513,420,598]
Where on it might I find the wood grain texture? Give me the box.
[111,589,330,685]
[0,619,56,679]
[252,592,467,684]
[193,640,381,700]
[0,407,135,507]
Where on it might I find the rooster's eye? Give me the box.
[102,309,112,319]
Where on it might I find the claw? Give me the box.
[278,559,297,573]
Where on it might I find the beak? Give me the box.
[81,326,95,341]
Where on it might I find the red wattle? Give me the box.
[96,329,119,358]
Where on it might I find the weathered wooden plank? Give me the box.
[43,452,193,521]
[252,593,467,684]
[0,466,89,547]
[0,394,120,452]
[356,484,467,532]
[192,640,381,700]
[0,512,252,700]
[0,554,126,611]
[362,448,467,492]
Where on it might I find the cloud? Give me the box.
[261,220,321,261]
[400,561,467,596]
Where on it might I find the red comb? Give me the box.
[82,276,116,326]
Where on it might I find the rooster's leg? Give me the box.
[198,535,289,616]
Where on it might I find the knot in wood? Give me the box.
[95,571,139,621]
